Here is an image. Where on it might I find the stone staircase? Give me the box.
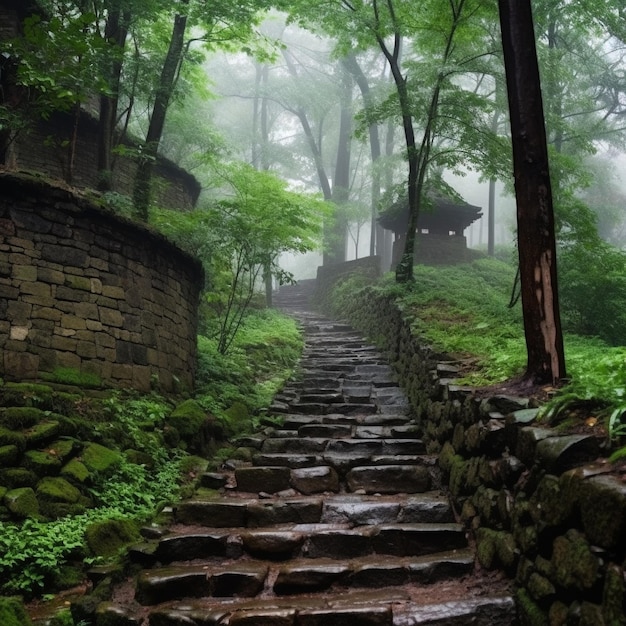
[97,283,516,625]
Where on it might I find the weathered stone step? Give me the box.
[135,549,473,605]
[150,524,467,564]
[174,492,455,528]
[346,465,433,494]
[233,465,341,495]
[140,591,516,626]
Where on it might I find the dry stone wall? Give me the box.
[0,172,203,392]
[320,268,626,626]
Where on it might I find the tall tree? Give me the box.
[498,0,566,384]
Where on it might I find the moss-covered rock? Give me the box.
[23,449,63,475]
[81,443,122,475]
[528,572,556,602]
[516,588,549,626]
[85,518,140,558]
[0,406,47,429]
[0,597,33,626]
[166,399,223,455]
[24,420,61,447]
[46,438,80,462]
[0,427,26,452]
[0,444,19,467]
[579,474,626,551]
[4,487,40,518]
[123,448,154,468]
[36,476,81,503]
[50,564,86,592]
[1,467,38,488]
[551,530,600,591]
[60,458,90,483]
[602,563,626,626]
[476,527,497,569]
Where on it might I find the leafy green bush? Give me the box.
[558,241,626,345]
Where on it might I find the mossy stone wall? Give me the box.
[323,271,626,626]
[0,172,203,392]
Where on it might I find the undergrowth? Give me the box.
[196,307,302,434]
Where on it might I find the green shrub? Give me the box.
[558,241,626,345]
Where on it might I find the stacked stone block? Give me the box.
[0,172,203,392]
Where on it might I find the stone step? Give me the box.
[139,592,516,626]
[135,549,474,605]
[148,524,467,564]
[174,493,455,528]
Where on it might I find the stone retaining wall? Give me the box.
[0,172,204,392]
[321,272,626,626]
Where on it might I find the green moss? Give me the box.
[0,407,48,429]
[84,518,140,558]
[0,427,26,452]
[0,444,19,467]
[448,455,468,496]
[528,572,556,601]
[23,450,63,475]
[42,367,102,388]
[123,448,154,468]
[475,527,497,569]
[551,530,600,591]
[0,597,33,626]
[81,443,122,475]
[602,563,626,626]
[46,438,79,461]
[168,399,206,438]
[24,421,60,447]
[60,458,90,483]
[4,487,40,518]
[515,588,549,626]
[1,468,38,488]
[36,476,81,503]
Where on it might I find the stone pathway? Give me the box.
[99,281,516,625]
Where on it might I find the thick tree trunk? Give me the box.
[133,4,188,220]
[499,0,566,384]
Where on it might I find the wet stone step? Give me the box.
[136,562,269,605]
[144,593,516,626]
[320,493,454,525]
[298,424,353,438]
[371,524,467,556]
[262,438,329,454]
[252,453,324,468]
[346,465,433,494]
[175,498,324,528]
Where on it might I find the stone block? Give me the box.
[61,314,87,330]
[100,307,124,327]
[3,351,39,378]
[12,264,37,281]
[36,267,65,285]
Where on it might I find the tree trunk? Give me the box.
[342,53,382,258]
[97,8,130,191]
[498,0,566,385]
[133,3,188,220]
[325,64,353,265]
